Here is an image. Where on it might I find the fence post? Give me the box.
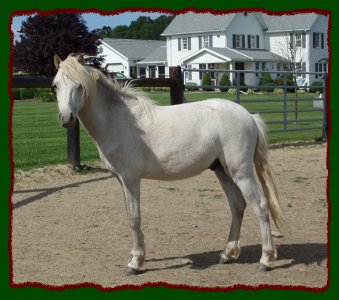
[236,70,240,103]
[67,118,80,168]
[169,66,184,105]
[323,74,328,140]
[283,72,288,131]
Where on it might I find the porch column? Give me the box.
[229,62,234,85]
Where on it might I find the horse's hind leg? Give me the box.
[231,167,277,271]
[214,165,246,264]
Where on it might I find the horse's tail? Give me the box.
[252,114,287,235]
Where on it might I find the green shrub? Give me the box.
[228,88,237,94]
[260,73,274,92]
[246,88,255,94]
[273,75,295,92]
[12,88,21,99]
[309,81,324,93]
[273,88,284,94]
[219,74,230,92]
[34,88,56,102]
[202,73,214,91]
[185,82,199,91]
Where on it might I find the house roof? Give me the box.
[102,38,165,60]
[161,12,321,36]
[138,46,167,64]
[161,12,236,36]
[181,47,286,64]
[260,13,320,32]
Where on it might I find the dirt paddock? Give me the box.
[11,143,328,289]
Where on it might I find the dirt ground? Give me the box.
[11,142,328,290]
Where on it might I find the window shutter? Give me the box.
[188,37,191,50]
[247,35,251,49]
[313,32,316,48]
[302,32,306,48]
[233,34,236,48]
[242,35,245,48]
[321,33,324,48]
[302,62,306,78]
[209,35,213,47]
[178,38,181,51]
[256,35,259,48]
[290,33,294,48]
[199,36,202,49]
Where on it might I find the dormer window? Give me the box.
[233,34,245,49]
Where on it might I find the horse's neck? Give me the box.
[77,84,135,147]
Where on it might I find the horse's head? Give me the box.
[53,54,86,128]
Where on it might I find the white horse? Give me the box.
[53,54,286,275]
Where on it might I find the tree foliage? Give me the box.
[13,13,102,75]
[94,15,174,40]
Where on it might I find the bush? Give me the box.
[34,88,56,102]
[12,88,35,100]
[273,88,284,94]
[202,73,214,91]
[273,75,295,92]
[246,88,255,94]
[309,81,324,93]
[260,73,274,92]
[219,74,230,92]
[185,82,199,91]
[228,88,237,94]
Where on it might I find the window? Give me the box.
[233,34,245,49]
[290,32,306,48]
[248,35,259,49]
[315,62,327,79]
[313,32,324,48]
[295,33,302,47]
[178,37,191,51]
[158,66,165,78]
[199,35,213,49]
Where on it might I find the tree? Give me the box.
[13,13,102,75]
[94,15,174,40]
[275,33,308,121]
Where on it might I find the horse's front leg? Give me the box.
[119,176,145,275]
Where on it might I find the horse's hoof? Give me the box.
[124,267,140,276]
[256,263,272,272]
[126,255,133,264]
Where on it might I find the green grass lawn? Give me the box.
[12,91,325,170]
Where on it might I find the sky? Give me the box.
[11,12,170,39]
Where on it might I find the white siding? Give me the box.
[100,43,131,76]
[226,13,264,49]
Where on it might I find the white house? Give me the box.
[161,12,329,86]
[99,38,165,78]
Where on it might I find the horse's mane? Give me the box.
[59,54,155,118]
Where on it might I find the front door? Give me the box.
[235,62,245,85]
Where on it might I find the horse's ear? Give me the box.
[54,54,61,70]
[78,53,85,65]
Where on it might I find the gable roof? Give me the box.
[161,12,321,36]
[138,46,167,64]
[259,13,319,32]
[102,38,165,60]
[181,47,286,64]
[161,12,236,36]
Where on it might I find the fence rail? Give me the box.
[12,67,328,168]
[12,67,184,167]
[183,68,328,138]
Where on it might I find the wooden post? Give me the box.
[67,118,80,168]
[169,66,184,105]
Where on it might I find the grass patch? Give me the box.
[12,91,325,170]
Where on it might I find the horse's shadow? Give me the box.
[145,243,327,272]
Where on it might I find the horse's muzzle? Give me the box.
[58,112,75,128]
